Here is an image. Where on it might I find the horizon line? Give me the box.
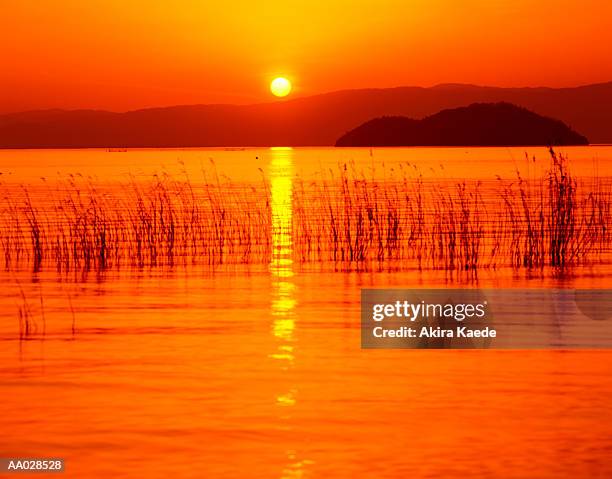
[2,80,612,116]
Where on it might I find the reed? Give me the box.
[497,149,611,269]
[292,150,610,272]
[0,151,609,273]
[1,168,272,272]
[15,279,37,339]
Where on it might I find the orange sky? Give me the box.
[2,0,612,113]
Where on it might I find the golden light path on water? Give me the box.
[268,147,313,478]
[269,147,296,353]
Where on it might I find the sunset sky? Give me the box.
[2,0,612,113]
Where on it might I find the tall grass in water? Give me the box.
[293,150,610,272]
[0,151,610,273]
[499,149,610,269]
[0,166,271,272]
[293,166,487,273]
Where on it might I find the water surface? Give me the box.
[0,147,610,478]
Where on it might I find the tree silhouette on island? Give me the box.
[335,102,588,147]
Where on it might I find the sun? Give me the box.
[270,77,292,97]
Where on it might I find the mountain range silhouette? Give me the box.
[0,82,610,148]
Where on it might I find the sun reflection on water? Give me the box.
[268,147,313,478]
[269,147,296,356]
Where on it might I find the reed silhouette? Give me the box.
[294,150,610,273]
[0,151,609,274]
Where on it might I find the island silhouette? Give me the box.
[335,103,588,147]
[0,82,609,148]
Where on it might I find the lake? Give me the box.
[0,146,611,478]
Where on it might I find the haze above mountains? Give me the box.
[1,82,611,148]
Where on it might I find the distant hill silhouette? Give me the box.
[0,82,611,148]
[335,103,588,147]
